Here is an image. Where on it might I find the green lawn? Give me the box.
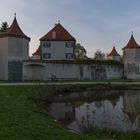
[0,85,139,140]
[0,86,105,140]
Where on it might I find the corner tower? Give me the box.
[122,33,140,79]
[0,15,30,81]
[107,45,121,61]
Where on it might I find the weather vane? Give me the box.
[14,13,16,17]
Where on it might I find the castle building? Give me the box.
[122,34,140,79]
[107,45,121,62]
[0,16,123,81]
[39,23,76,60]
[0,16,30,81]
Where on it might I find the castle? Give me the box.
[0,16,139,81]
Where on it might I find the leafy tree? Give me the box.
[74,43,87,60]
[0,22,8,32]
[94,49,105,60]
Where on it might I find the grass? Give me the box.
[0,85,139,140]
[0,85,108,140]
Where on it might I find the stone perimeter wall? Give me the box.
[23,62,123,81]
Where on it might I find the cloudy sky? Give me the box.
[0,0,140,57]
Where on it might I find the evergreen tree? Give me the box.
[0,22,8,32]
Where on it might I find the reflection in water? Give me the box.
[47,90,140,132]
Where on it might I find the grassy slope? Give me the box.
[0,86,105,140]
[0,85,139,140]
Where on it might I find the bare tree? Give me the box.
[94,49,105,60]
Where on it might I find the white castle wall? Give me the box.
[123,49,140,79]
[0,37,8,80]
[23,62,123,81]
[8,37,29,61]
[0,37,29,81]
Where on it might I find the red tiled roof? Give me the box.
[0,17,30,41]
[108,46,120,56]
[32,46,41,55]
[40,23,76,41]
[122,34,140,50]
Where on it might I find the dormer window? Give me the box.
[42,42,51,48]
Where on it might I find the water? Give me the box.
[46,90,140,132]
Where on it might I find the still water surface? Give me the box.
[47,90,140,132]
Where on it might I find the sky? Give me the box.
[0,0,140,57]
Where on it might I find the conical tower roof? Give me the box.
[108,46,120,56]
[0,16,30,41]
[40,23,76,41]
[122,34,140,50]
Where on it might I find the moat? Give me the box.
[46,89,140,133]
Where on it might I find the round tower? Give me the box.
[122,33,140,79]
[0,15,30,81]
[107,45,121,62]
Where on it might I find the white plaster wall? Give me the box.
[41,41,75,60]
[123,49,140,79]
[107,56,121,62]
[44,63,80,79]
[23,62,80,80]
[106,65,123,79]
[82,65,91,79]
[8,37,29,61]
[0,37,8,80]
[23,62,123,81]
[23,62,46,80]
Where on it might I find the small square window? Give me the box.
[43,53,51,59]
[43,42,46,47]
[65,42,72,48]
[42,42,51,47]
[46,42,51,47]
[65,53,73,59]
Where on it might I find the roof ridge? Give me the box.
[40,23,76,41]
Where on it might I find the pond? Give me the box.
[45,89,140,133]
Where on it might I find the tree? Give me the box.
[0,22,8,32]
[74,43,87,60]
[94,49,105,60]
